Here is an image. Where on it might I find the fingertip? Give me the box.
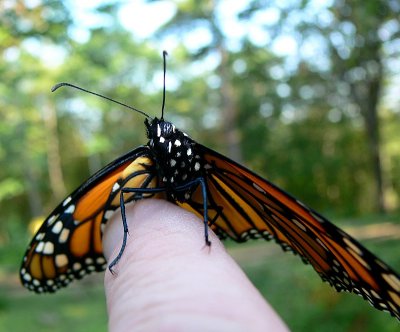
[102,198,288,331]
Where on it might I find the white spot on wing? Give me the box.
[112,182,120,192]
[65,204,75,214]
[35,241,44,253]
[292,219,307,232]
[36,233,45,241]
[47,215,57,225]
[194,162,201,171]
[187,148,192,156]
[96,257,106,265]
[85,258,93,265]
[23,273,32,281]
[170,159,176,167]
[104,210,115,220]
[59,228,70,243]
[63,196,72,206]
[157,124,161,137]
[52,221,63,234]
[43,242,54,254]
[73,262,82,271]
[55,254,68,267]
[253,183,266,194]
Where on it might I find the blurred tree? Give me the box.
[242,0,400,213]
[153,0,243,161]
[0,1,71,222]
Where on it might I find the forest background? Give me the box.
[0,1,399,331]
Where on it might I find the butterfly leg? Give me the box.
[173,177,211,246]
[109,177,210,272]
[108,186,167,273]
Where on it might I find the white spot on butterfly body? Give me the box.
[159,137,165,143]
[170,159,176,167]
[187,148,192,156]
[174,139,181,146]
[168,141,172,152]
[157,124,161,137]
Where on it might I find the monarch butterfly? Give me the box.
[20,52,400,321]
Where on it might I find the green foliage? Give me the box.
[0,1,399,329]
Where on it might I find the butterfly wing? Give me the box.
[20,146,160,293]
[178,144,400,319]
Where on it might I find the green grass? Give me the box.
[1,215,399,331]
[236,240,400,331]
[0,276,107,332]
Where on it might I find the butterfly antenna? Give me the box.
[51,82,151,119]
[161,50,168,120]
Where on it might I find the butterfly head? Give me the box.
[145,117,176,141]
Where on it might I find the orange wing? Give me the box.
[20,147,159,293]
[178,145,400,320]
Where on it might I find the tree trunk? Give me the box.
[350,55,386,213]
[43,99,67,201]
[217,46,242,162]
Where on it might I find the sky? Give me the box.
[18,0,399,110]
[67,0,305,55]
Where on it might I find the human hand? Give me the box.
[103,199,288,331]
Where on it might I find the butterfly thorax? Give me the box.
[145,117,203,201]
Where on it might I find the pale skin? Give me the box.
[103,199,289,332]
